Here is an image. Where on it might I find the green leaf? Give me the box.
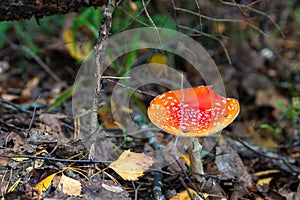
[151,14,177,30]
[0,21,11,47]
[275,100,286,110]
[260,124,274,131]
[295,8,300,25]
[124,32,141,72]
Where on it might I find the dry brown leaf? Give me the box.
[57,174,82,196]
[215,143,246,179]
[39,113,67,133]
[21,77,39,103]
[35,173,58,192]
[255,86,289,119]
[109,150,156,181]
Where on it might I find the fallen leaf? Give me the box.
[98,107,119,128]
[255,86,289,119]
[35,173,58,192]
[254,169,280,187]
[257,177,273,186]
[215,141,254,199]
[9,154,29,162]
[57,174,82,196]
[7,178,21,193]
[109,150,156,181]
[181,154,190,166]
[39,113,67,134]
[170,188,208,200]
[20,77,39,103]
[213,22,226,33]
[148,53,167,65]
[63,28,92,60]
[215,143,246,179]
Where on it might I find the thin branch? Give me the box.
[89,0,118,136]
[0,0,107,22]
[219,0,282,34]
[225,132,300,174]
[0,154,113,163]
[141,0,164,49]
[173,6,267,36]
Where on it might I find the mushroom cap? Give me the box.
[147,86,240,137]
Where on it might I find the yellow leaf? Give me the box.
[257,177,273,186]
[57,174,82,196]
[33,150,48,156]
[109,150,156,181]
[149,53,167,65]
[213,22,226,33]
[170,188,208,200]
[181,154,190,166]
[10,150,48,162]
[35,173,58,192]
[10,156,29,162]
[63,28,91,60]
[7,178,21,193]
[98,107,119,129]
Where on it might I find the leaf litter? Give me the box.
[0,1,300,199]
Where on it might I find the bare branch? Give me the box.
[0,0,108,22]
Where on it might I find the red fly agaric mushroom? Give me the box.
[148,86,240,181]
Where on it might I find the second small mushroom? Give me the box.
[148,86,240,182]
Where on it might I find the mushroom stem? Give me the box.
[187,138,205,182]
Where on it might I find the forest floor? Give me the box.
[0,1,300,200]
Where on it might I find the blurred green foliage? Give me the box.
[0,15,65,52]
[295,8,300,25]
[261,98,300,135]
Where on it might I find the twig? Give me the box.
[173,156,206,200]
[0,98,34,116]
[219,0,282,33]
[257,3,299,83]
[134,183,142,200]
[106,78,157,97]
[130,0,245,68]
[133,115,166,200]
[152,153,165,200]
[89,0,118,138]
[26,95,40,133]
[141,0,164,50]
[173,6,267,36]
[179,177,206,200]
[21,46,62,83]
[0,154,113,163]
[224,132,300,174]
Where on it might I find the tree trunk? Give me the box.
[0,0,108,22]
